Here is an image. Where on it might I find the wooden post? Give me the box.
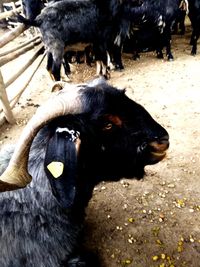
[0,24,27,48]
[0,69,15,124]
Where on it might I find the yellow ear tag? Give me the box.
[47,161,64,178]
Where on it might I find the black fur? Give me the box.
[22,0,45,20]
[188,0,200,55]
[112,0,180,68]
[16,0,142,80]
[0,78,169,266]
[172,0,187,35]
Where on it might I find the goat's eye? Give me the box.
[103,123,113,131]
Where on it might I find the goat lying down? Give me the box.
[0,78,169,266]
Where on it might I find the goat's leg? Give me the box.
[101,51,110,79]
[63,53,71,75]
[156,38,164,59]
[156,48,164,59]
[46,52,53,78]
[163,27,174,61]
[132,47,141,61]
[85,45,93,66]
[94,47,110,79]
[190,27,199,55]
[75,51,84,64]
[111,44,124,70]
[47,51,62,81]
[51,49,64,81]
[51,61,62,81]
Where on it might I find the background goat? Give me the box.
[0,78,169,266]
[16,0,142,81]
[111,0,183,70]
[187,0,200,55]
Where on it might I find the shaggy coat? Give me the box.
[188,0,200,55]
[0,78,169,266]
[17,0,142,80]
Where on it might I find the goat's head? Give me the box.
[0,79,169,207]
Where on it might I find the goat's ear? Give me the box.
[44,127,81,209]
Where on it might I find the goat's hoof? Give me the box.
[133,55,140,61]
[167,55,174,61]
[114,65,124,71]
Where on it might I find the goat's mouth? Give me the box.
[150,150,167,163]
[148,135,169,164]
[138,135,169,165]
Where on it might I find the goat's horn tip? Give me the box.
[51,81,66,92]
[0,180,22,192]
[0,167,32,192]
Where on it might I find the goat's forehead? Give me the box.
[50,82,143,117]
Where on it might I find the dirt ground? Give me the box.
[0,21,200,267]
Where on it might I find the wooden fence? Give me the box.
[0,1,45,126]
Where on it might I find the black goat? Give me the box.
[172,0,188,35]
[112,0,182,69]
[123,26,166,60]
[22,0,66,20]
[22,0,45,20]
[0,78,169,266]
[21,0,94,77]
[188,0,200,55]
[16,0,142,81]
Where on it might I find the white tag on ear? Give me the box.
[47,161,64,178]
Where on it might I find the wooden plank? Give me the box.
[0,6,21,20]
[0,70,15,124]
[0,52,46,126]
[0,24,27,48]
[0,38,42,67]
[5,43,44,88]
[0,35,41,57]
[10,52,46,105]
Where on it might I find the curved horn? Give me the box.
[0,83,84,192]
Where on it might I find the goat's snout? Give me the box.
[149,135,169,152]
[148,135,169,162]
